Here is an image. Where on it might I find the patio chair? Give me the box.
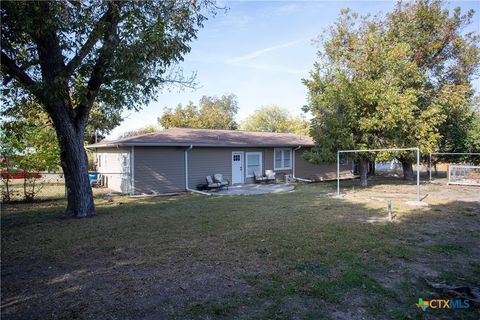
[254,170,268,184]
[265,170,276,184]
[206,175,221,191]
[213,173,229,190]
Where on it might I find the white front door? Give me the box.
[232,152,244,184]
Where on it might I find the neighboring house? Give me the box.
[88,127,352,194]
[375,159,402,173]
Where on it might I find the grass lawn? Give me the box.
[1,181,479,319]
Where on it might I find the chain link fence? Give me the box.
[1,172,116,203]
[1,173,66,203]
[448,165,480,186]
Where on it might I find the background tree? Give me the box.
[385,0,480,175]
[85,104,123,144]
[303,1,479,185]
[2,98,123,177]
[1,100,60,171]
[119,125,160,139]
[159,93,238,129]
[1,1,216,217]
[464,99,480,157]
[303,9,432,186]
[240,105,310,135]
[2,96,123,145]
[465,113,480,154]
[0,128,20,203]
[158,101,201,129]
[1,101,60,202]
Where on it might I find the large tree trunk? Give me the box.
[399,157,415,181]
[54,112,95,218]
[59,131,95,218]
[359,157,369,187]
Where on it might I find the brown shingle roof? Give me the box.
[88,127,314,148]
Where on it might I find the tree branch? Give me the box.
[1,51,39,90]
[64,5,117,76]
[75,3,122,128]
[430,26,455,64]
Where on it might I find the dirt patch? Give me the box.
[1,253,256,320]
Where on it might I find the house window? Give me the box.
[274,148,292,170]
[246,152,262,177]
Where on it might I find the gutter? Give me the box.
[184,145,211,196]
[292,146,313,183]
[87,142,315,149]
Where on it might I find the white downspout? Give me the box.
[292,146,313,183]
[185,145,211,196]
[130,146,135,195]
[185,145,192,190]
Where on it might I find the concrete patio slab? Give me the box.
[211,183,295,196]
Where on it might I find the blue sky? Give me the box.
[109,0,480,138]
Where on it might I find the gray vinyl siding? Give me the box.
[134,147,185,194]
[187,147,267,187]
[294,148,352,181]
[96,145,349,195]
[264,148,293,182]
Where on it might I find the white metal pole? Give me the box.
[337,151,340,196]
[339,147,418,153]
[185,149,188,189]
[448,164,451,185]
[416,148,420,202]
[387,200,392,222]
[185,145,193,190]
[130,146,135,196]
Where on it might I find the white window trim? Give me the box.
[245,152,262,178]
[274,148,293,170]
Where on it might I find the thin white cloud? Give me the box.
[241,62,308,76]
[227,39,306,63]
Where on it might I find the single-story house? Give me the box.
[88,127,352,195]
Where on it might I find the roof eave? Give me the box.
[87,142,315,149]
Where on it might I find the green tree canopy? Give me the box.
[1,1,216,217]
[303,1,479,185]
[119,125,160,139]
[466,113,480,153]
[464,98,480,157]
[386,0,480,162]
[1,98,123,145]
[84,104,123,144]
[1,101,61,202]
[240,105,310,135]
[0,112,60,173]
[159,93,239,130]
